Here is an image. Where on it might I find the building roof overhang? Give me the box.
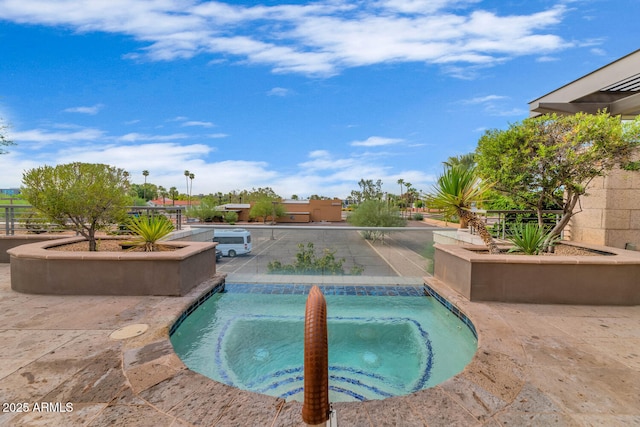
[529,49,640,119]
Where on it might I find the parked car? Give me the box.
[213,228,252,257]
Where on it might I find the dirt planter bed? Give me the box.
[432,241,640,305]
[7,236,217,296]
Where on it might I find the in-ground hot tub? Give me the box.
[170,283,477,402]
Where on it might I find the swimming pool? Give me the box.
[170,283,477,402]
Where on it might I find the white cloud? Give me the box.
[207,133,228,139]
[118,132,190,142]
[0,1,574,77]
[461,95,508,105]
[63,104,104,115]
[536,55,559,62]
[182,121,215,128]
[2,131,435,198]
[456,94,525,117]
[351,136,404,147]
[267,87,290,97]
[9,128,105,143]
[272,149,436,198]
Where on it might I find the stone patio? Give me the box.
[1,263,639,426]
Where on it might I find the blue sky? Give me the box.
[1,0,638,199]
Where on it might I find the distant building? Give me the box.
[279,199,343,223]
[217,203,251,222]
[217,199,343,223]
[0,188,21,196]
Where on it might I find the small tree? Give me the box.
[21,162,131,251]
[347,199,405,227]
[250,198,285,223]
[189,197,222,222]
[350,179,383,204]
[347,199,406,241]
[476,112,640,247]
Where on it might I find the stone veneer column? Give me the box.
[569,164,640,249]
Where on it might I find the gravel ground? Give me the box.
[47,239,177,252]
[475,243,605,256]
[544,243,603,256]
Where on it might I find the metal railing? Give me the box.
[472,210,565,239]
[1,204,184,236]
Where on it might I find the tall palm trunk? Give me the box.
[459,209,499,254]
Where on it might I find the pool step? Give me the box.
[241,364,414,402]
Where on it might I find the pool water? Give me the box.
[170,284,477,402]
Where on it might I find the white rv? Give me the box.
[213,228,252,257]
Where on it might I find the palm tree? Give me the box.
[188,173,195,206]
[397,178,405,217]
[169,187,178,205]
[158,186,168,205]
[142,170,149,201]
[184,170,190,206]
[443,153,476,170]
[404,181,412,215]
[427,165,499,254]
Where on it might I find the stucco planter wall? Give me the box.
[433,241,640,305]
[7,237,217,296]
[0,234,68,263]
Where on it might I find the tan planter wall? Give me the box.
[8,237,217,296]
[433,242,640,305]
[0,234,68,263]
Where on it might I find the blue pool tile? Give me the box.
[171,281,478,341]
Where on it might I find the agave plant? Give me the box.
[507,223,560,255]
[427,165,499,254]
[124,214,174,252]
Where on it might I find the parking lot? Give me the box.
[215,225,436,280]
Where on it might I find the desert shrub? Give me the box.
[224,211,238,224]
[189,199,223,222]
[267,242,362,275]
[507,223,560,255]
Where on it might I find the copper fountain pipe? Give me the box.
[302,285,330,426]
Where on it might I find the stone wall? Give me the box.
[569,166,640,249]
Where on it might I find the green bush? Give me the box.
[507,223,560,255]
[412,213,424,221]
[347,199,406,242]
[188,198,223,222]
[224,211,238,224]
[267,242,362,275]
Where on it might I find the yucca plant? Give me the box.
[427,165,499,254]
[124,215,174,252]
[507,223,560,255]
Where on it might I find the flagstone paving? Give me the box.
[1,263,639,426]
